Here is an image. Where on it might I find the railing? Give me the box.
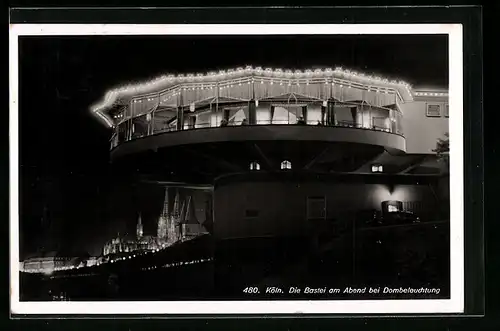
[112,118,403,149]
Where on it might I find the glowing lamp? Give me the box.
[281,160,292,170]
[250,161,261,171]
[371,164,384,173]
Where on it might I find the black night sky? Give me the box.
[18,34,448,259]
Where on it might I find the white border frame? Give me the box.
[9,23,464,315]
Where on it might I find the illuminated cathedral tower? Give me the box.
[136,212,143,239]
[167,190,182,244]
[157,188,169,243]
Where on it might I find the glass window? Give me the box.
[281,160,292,170]
[307,196,326,220]
[371,164,383,173]
[388,205,399,213]
[245,210,259,218]
[426,104,441,117]
[250,161,260,170]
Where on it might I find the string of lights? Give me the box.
[414,91,448,97]
[142,258,213,271]
[90,66,416,126]
[20,235,201,275]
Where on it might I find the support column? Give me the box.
[327,99,336,126]
[176,107,184,131]
[128,119,133,140]
[151,109,156,134]
[389,108,396,133]
[350,107,358,126]
[321,104,326,125]
[248,99,257,125]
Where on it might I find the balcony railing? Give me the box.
[111,119,402,150]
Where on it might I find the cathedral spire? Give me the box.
[172,191,180,218]
[161,187,170,217]
[136,212,143,239]
[166,189,181,244]
[157,187,169,241]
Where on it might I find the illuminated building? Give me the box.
[91,66,450,241]
[101,188,209,256]
[136,212,143,239]
[167,191,181,244]
[21,252,88,274]
[102,227,157,256]
[157,188,169,243]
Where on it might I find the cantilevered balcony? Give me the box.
[110,98,404,151]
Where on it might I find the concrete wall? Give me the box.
[400,100,449,154]
[213,180,439,240]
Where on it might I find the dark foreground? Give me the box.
[20,221,450,301]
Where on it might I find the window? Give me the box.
[245,210,259,218]
[249,161,261,171]
[388,205,399,213]
[444,103,449,117]
[371,164,383,173]
[403,201,423,214]
[307,197,326,220]
[426,104,441,117]
[281,160,292,170]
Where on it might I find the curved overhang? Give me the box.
[91,66,415,127]
[110,125,406,160]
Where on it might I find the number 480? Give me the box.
[243,287,259,294]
